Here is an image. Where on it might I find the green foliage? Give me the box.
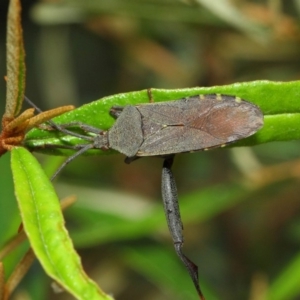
[3,0,300,299]
[11,147,113,300]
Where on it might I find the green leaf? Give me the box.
[266,252,300,300]
[10,147,113,300]
[25,80,300,156]
[61,182,244,248]
[192,0,268,42]
[122,246,218,300]
[0,153,20,247]
[31,0,266,31]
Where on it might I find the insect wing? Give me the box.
[136,95,263,156]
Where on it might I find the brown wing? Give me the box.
[136,95,263,156]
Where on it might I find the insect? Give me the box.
[26,92,264,300]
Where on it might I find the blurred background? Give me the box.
[1,0,300,299]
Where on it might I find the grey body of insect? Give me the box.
[33,94,264,300]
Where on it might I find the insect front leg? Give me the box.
[109,106,125,119]
[161,156,205,300]
[110,88,154,119]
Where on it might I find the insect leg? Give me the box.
[24,96,106,142]
[23,97,106,179]
[110,88,155,118]
[161,156,205,300]
[52,121,105,140]
[109,106,124,119]
[24,97,95,141]
[147,88,154,103]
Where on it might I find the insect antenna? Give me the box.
[50,143,94,181]
[24,96,93,142]
[24,96,96,180]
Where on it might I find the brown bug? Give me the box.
[28,93,264,299]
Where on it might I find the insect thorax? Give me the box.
[108,105,144,157]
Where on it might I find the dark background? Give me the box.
[1,1,300,299]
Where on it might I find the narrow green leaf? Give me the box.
[25,80,300,156]
[10,147,113,300]
[31,0,260,28]
[0,153,19,246]
[122,246,218,300]
[266,252,300,300]
[194,0,268,42]
[64,182,244,248]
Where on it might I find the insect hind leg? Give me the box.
[161,156,205,300]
